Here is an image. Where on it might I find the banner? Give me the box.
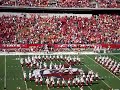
[0,44,120,49]
[0,44,28,48]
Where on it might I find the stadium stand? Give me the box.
[0,0,120,89]
[0,13,120,45]
[0,0,120,8]
[0,13,120,52]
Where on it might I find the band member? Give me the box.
[57,78,60,88]
[52,79,55,88]
[23,71,27,81]
[46,77,50,87]
[50,76,54,84]
[35,78,39,86]
[86,77,89,85]
[90,77,93,85]
[40,77,43,86]
[29,71,32,82]
[77,78,81,87]
[81,77,84,86]
[68,78,71,87]
[95,72,99,81]
[20,58,24,67]
[72,78,76,88]
[62,79,66,88]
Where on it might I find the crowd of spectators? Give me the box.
[96,0,120,8]
[0,13,120,45]
[0,0,120,8]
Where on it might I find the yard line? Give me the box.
[51,57,72,90]
[46,84,50,90]
[65,82,72,90]
[58,56,92,90]
[19,55,28,90]
[21,67,28,90]
[74,56,93,90]
[85,55,120,81]
[111,55,120,61]
[74,64,93,90]
[4,55,7,90]
[52,61,71,90]
[84,64,111,88]
[88,85,92,90]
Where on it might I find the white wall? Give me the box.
[0,12,92,18]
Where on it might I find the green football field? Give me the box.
[0,53,120,90]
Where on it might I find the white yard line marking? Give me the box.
[19,55,28,90]
[65,82,72,90]
[88,85,92,90]
[74,65,92,90]
[46,84,50,90]
[66,58,92,90]
[60,57,91,90]
[4,55,7,89]
[22,67,28,90]
[85,55,120,81]
[54,60,72,90]
[111,55,120,61]
[84,64,111,88]
[72,56,92,90]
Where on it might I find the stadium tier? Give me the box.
[0,13,120,44]
[0,0,120,8]
[0,11,120,90]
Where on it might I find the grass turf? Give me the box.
[0,54,120,90]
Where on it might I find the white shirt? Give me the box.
[95,56,97,60]
[81,77,84,82]
[40,78,43,81]
[46,78,50,84]
[90,78,93,81]
[62,80,65,84]
[49,64,52,69]
[37,63,39,67]
[38,55,41,59]
[77,79,80,83]
[86,78,89,81]
[95,73,98,77]
[72,79,75,83]
[25,58,28,64]
[83,74,86,78]
[20,58,24,64]
[57,80,60,84]
[35,78,38,82]
[23,73,26,78]
[52,80,55,84]
[50,77,54,82]
[68,80,71,83]
[29,72,31,78]
[57,55,59,59]
[87,74,90,78]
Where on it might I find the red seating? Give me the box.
[0,0,120,8]
[0,14,120,45]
